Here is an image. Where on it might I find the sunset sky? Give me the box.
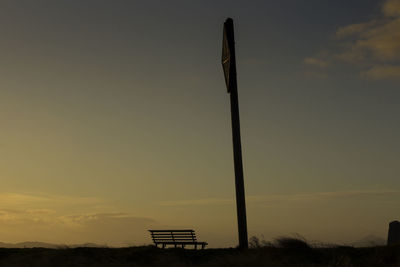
[1,0,400,247]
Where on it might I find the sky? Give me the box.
[0,0,399,247]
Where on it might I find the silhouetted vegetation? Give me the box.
[0,240,399,266]
[275,236,312,250]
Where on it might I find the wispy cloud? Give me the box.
[160,198,232,207]
[0,193,103,207]
[0,192,106,225]
[159,190,399,206]
[335,20,378,39]
[0,192,155,246]
[335,18,400,63]
[305,0,400,79]
[361,65,400,79]
[58,212,154,228]
[304,57,329,68]
[383,0,400,17]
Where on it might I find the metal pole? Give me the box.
[223,18,248,249]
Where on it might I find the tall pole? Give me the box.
[222,18,248,249]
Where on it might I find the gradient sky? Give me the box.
[1,0,400,247]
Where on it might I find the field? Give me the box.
[0,239,399,267]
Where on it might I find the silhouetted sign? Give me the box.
[222,26,231,92]
[222,18,236,93]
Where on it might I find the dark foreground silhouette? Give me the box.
[0,239,399,267]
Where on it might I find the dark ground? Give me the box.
[0,244,399,267]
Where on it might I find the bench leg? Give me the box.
[162,244,165,249]
[195,244,197,250]
[202,244,205,249]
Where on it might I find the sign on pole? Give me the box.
[221,18,248,249]
[222,24,231,92]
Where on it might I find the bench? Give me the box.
[148,229,208,249]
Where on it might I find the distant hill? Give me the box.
[0,241,105,249]
[351,235,386,247]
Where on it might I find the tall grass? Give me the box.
[0,241,398,266]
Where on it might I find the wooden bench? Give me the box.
[148,229,208,249]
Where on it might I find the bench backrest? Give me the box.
[149,230,197,243]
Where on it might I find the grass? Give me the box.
[0,238,399,267]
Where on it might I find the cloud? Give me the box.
[0,192,155,246]
[0,193,103,207]
[335,21,378,39]
[160,198,232,207]
[306,0,400,79]
[304,57,329,68]
[0,193,49,205]
[0,192,105,226]
[336,18,400,62]
[58,212,154,228]
[383,0,400,17]
[159,190,399,206]
[0,210,155,246]
[361,65,400,79]
[26,209,55,214]
[55,212,156,246]
[275,190,399,201]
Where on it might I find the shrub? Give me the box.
[249,236,273,248]
[274,235,312,251]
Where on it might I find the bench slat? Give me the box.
[154,242,207,244]
[152,233,196,236]
[149,230,194,232]
[148,229,207,249]
[153,236,196,239]
[153,238,196,240]
[152,236,196,239]
[153,238,195,240]
[152,235,193,237]
[153,239,197,242]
